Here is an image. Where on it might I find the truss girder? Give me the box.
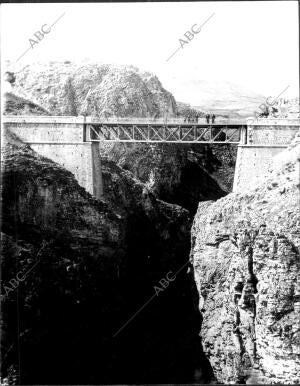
[86,124,242,143]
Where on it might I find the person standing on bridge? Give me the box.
[206,114,210,124]
[212,114,216,124]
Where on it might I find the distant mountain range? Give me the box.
[173,80,266,118]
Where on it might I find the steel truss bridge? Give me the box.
[84,118,247,144]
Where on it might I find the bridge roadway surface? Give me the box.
[85,117,247,144]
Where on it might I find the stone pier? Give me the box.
[233,119,300,192]
[3,116,103,199]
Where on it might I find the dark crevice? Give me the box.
[111,212,215,384]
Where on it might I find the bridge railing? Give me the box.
[2,115,86,124]
[85,116,247,125]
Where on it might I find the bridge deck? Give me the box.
[3,115,299,144]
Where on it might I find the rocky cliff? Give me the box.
[191,143,300,383]
[1,130,213,384]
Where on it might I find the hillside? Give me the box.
[6,62,177,118]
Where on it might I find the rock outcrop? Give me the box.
[191,144,300,383]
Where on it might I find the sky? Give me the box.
[1,1,299,104]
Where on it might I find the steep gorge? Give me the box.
[1,131,215,384]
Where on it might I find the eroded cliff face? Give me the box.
[191,144,300,384]
[1,131,212,384]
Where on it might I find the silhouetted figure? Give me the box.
[212,114,216,124]
[205,114,210,124]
